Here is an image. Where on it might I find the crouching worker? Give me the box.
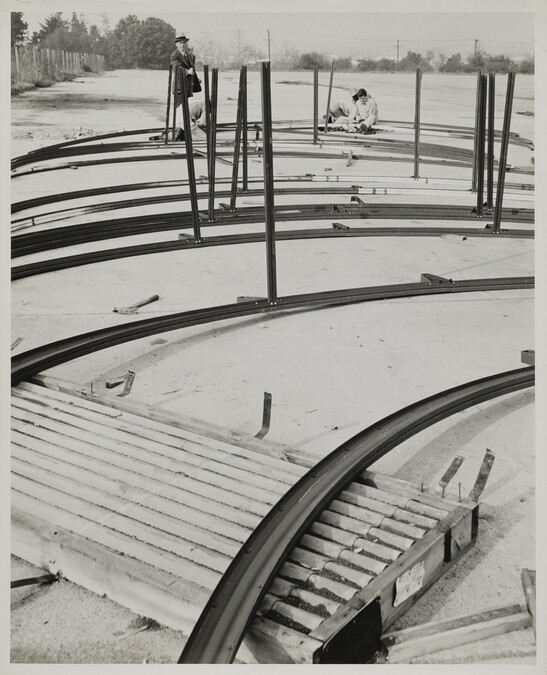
[188,99,206,130]
[326,88,360,127]
[355,88,379,134]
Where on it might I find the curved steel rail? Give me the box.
[11,275,533,386]
[11,119,531,169]
[14,183,502,227]
[12,227,534,281]
[12,202,534,258]
[178,364,534,662]
[11,146,480,178]
[11,136,477,167]
[12,174,533,216]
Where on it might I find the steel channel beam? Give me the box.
[178,364,534,663]
[12,173,532,215]
[413,68,422,179]
[11,276,533,385]
[10,118,528,167]
[493,73,516,234]
[172,66,180,141]
[229,67,246,211]
[13,144,496,179]
[11,202,534,258]
[179,67,202,241]
[203,65,211,192]
[208,69,219,223]
[164,65,172,145]
[11,134,480,166]
[12,229,534,280]
[19,180,528,226]
[325,61,334,134]
[10,117,532,172]
[313,66,319,145]
[472,70,482,192]
[476,74,487,217]
[261,62,278,304]
[242,66,248,191]
[487,72,496,209]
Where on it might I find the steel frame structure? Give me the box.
[10,64,535,665]
[178,364,534,663]
[11,201,534,259]
[11,274,533,386]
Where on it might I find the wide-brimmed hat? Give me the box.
[175,33,189,42]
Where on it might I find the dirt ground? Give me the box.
[7,69,541,668]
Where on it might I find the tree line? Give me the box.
[288,50,533,74]
[11,11,177,70]
[12,11,534,74]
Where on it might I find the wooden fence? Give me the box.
[11,46,105,84]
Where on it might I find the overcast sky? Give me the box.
[11,0,537,59]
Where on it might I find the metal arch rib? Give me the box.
[11,276,533,386]
[178,364,534,663]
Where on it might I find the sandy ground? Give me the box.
[7,69,540,667]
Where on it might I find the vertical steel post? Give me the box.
[230,66,246,211]
[242,65,248,192]
[324,61,334,134]
[203,65,211,202]
[164,64,172,145]
[476,74,487,216]
[413,68,422,179]
[471,69,482,191]
[180,68,202,241]
[493,72,516,234]
[261,61,277,304]
[203,64,211,140]
[313,66,319,144]
[172,65,179,141]
[486,72,495,210]
[208,68,219,223]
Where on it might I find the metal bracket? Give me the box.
[468,449,495,502]
[521,349,535,366]
[316,596,382,664]
[11,337,23,351]
[438,455,464,497]
[11,572,60,589]
[255,391,272,439]
[106,371,136,397]
[421,273,454,285]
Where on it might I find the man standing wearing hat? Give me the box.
[170,33,201,140]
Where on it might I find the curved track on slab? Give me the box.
[11,202,534,258]
[178,364,534,663]
[11,274,533,386]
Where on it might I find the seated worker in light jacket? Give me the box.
[354,88,379,133]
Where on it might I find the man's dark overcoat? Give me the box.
[170,47,200,106]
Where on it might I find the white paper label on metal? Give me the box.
[393,559,425,607]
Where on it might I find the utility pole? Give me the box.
[397,40,400,62]
[474,39,479,56]
[267,30,271,62]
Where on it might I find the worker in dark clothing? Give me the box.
[170,33,202,140]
